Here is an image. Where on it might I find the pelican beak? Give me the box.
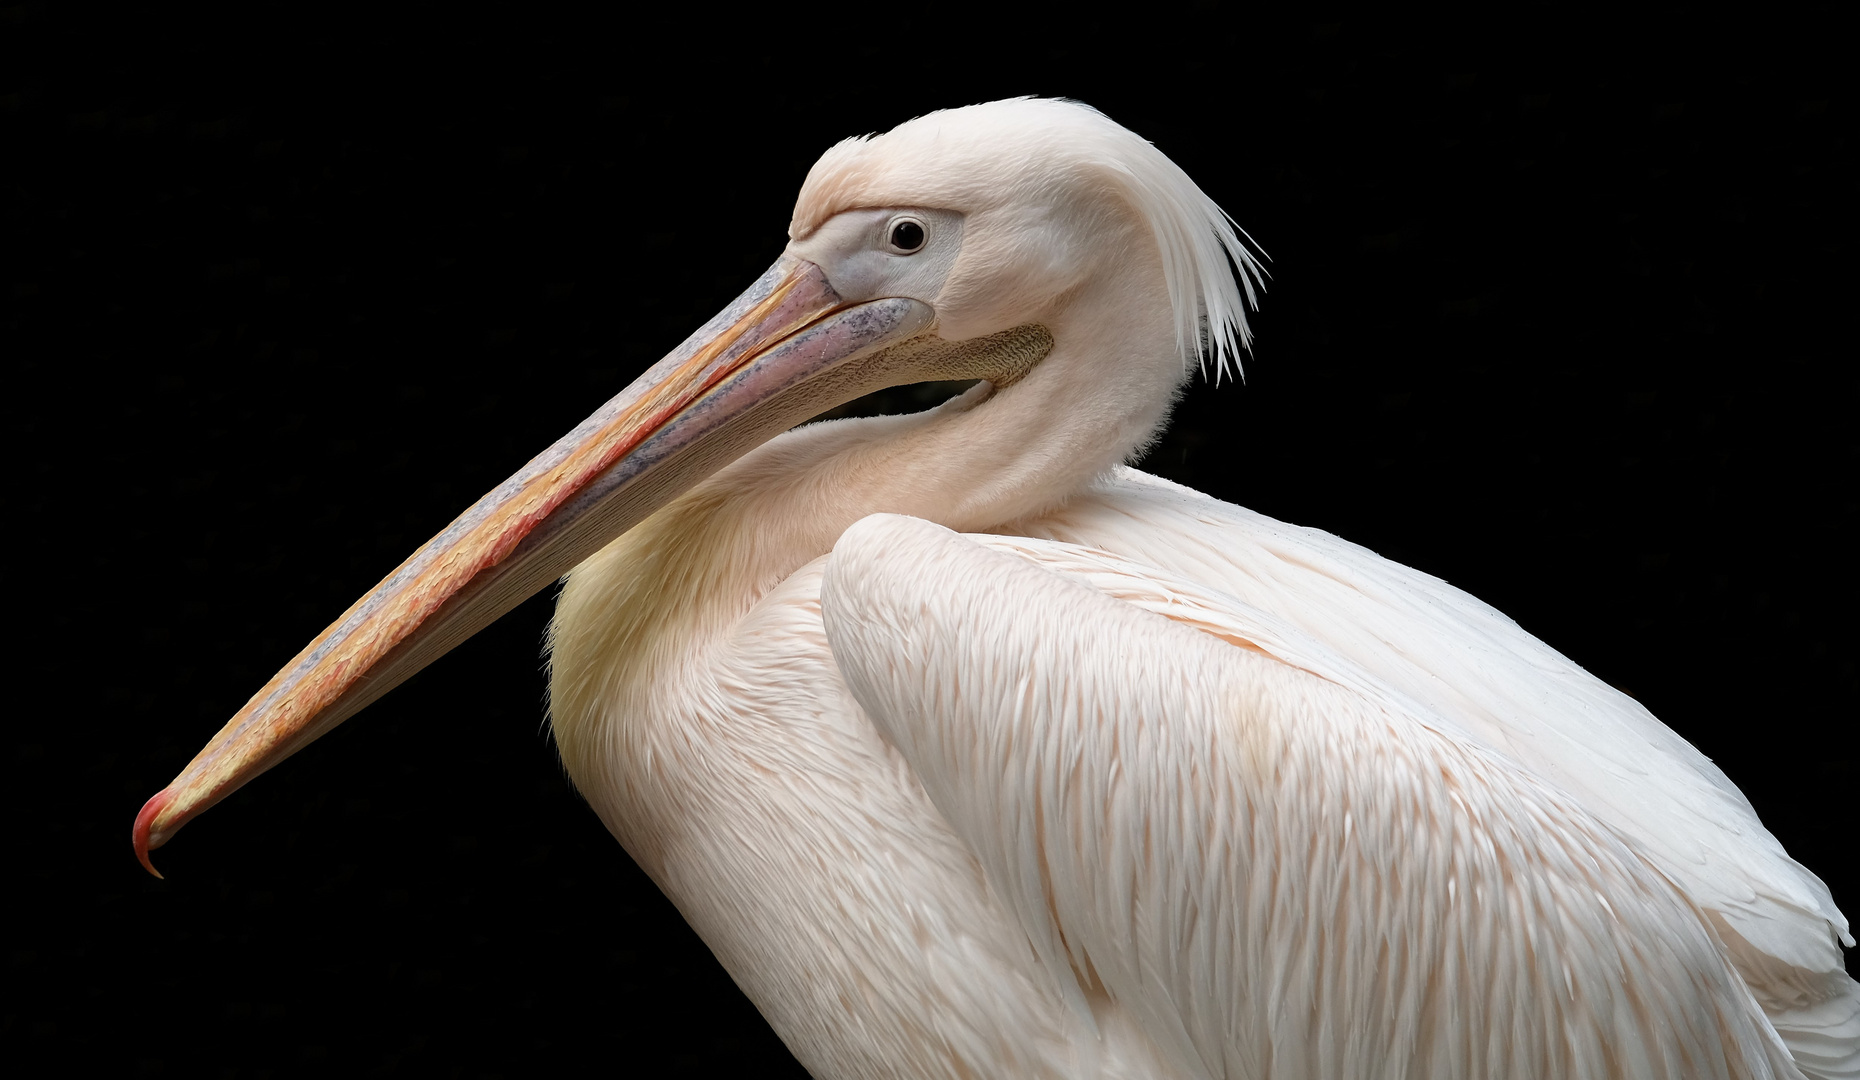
[134,255,937,875]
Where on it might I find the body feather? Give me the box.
[548,446,1855,1078]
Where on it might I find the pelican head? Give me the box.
[133,97,1262,871]
[790,97,1261,373]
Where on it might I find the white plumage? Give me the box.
[545,99,1856,1078]
[836,512,1793,1078]
[143,97,1857,1078]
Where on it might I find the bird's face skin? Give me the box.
[787,207,966,313]
[786,195,1116,353]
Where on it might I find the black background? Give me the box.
[8,3,1851,1077]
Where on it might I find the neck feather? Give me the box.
[549,236,1182,816]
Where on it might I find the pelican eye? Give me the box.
[887,218,927,254]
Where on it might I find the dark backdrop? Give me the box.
[9,4,1850,1077]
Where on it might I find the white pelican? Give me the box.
[135,98,1856,1079]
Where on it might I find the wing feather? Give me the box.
[1013,468,1855,1074]
[821,513,1805,1079]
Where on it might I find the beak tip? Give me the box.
[134,789,173,879]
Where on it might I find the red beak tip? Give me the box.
[134,789,174,879]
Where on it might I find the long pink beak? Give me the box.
[135,256,937,874]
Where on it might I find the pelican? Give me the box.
[135,98,1855,1079]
